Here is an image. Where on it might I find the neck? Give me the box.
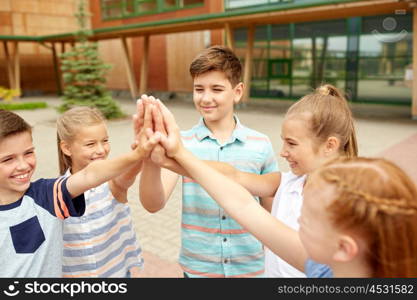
[204,116,236,143]
[0,189,24,206]
[332,257,372,278]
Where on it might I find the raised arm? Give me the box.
[138,95,179,212]
[66,103,160,199]
[157,99,308,272]
[109,97,150,203]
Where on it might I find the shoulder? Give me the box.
[240,124,272,143]
[180,124,200,139]
[305,259,333,278]
[279,171,306,190]
[27,178,60,193]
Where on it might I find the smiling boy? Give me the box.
[139,46,279,277]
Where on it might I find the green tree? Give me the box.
[58,0,123,119]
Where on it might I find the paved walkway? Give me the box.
[13,96,417,277]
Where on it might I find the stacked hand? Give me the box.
[131,94,183,163]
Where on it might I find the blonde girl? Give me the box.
[57,107,144,277]
[155,99,417,277]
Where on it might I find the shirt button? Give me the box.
[223,238,227,242]
[222,215,226,220]
[224,259,228,264]
[220,146,223,150]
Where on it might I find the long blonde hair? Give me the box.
[313,157,417,277]
[287,84,358,158]
[56,107,105,175]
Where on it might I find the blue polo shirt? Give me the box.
[179,116,279,277]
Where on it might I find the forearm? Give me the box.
[139,161,167,212]
[113,161,143,190]
[235,171,281,197]
[205,161,280,198]
[175,148,257,218]
[174,148,308,272]
[69,151,143,197]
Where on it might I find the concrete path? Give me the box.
[10,96,417,277]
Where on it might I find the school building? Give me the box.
[1,0,417,118]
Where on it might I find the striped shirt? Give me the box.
[179,116,279,278]
[62,172,143,277]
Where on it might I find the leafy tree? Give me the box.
[58,0,123,119]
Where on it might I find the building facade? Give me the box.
[1,0,416,115]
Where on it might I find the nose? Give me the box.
[280,147,288,158]
[95,143,105,155]
[200,91,212,104]
[16,156,30,171]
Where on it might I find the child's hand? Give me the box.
[150,145,165,165]
[154,99,183,158]
[131,95,148,150]
[132,100,161,159]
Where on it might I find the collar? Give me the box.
[194,115,247,143]
[286,172,307,197]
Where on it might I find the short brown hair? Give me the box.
[189,45,242,87]
[0,110,32,142]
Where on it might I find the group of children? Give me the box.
[0,46,416,278]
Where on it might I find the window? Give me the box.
[358,14,412,102]
[225,0,292,10]
[100,0,204,20]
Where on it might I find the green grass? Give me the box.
[0,102,47,110]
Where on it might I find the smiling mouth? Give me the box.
[11,171,31,181]
[91,157,105,161]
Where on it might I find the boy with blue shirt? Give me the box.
[0,109,160,277]
[139,46,279,277]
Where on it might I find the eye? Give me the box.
[1,157,13,163]
[86,143,95,147]
[24,151,34,156]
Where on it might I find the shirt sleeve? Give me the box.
[261,138,279,174]
[304,259,333,278]
[29,178,85,219]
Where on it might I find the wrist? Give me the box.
[173,146,187,162]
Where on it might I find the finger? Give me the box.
[156,99,177,135]
[131,141,137,150]
[136,98,144,127]
[143,103,153,131]
[152,103,167,135]
[145,127,154,139]
[148,95,156,104]
[144,132,162,152]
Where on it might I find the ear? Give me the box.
[332,235,358,262]
[233,82,244,105]
[324,136,340,156]
[60,140,72,157]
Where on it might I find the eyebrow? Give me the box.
[0,146,35,160]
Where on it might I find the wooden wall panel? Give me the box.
[0,0,11,12]
[98,39,131,90]
[0,0,80,92]
[166,31,206,92]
